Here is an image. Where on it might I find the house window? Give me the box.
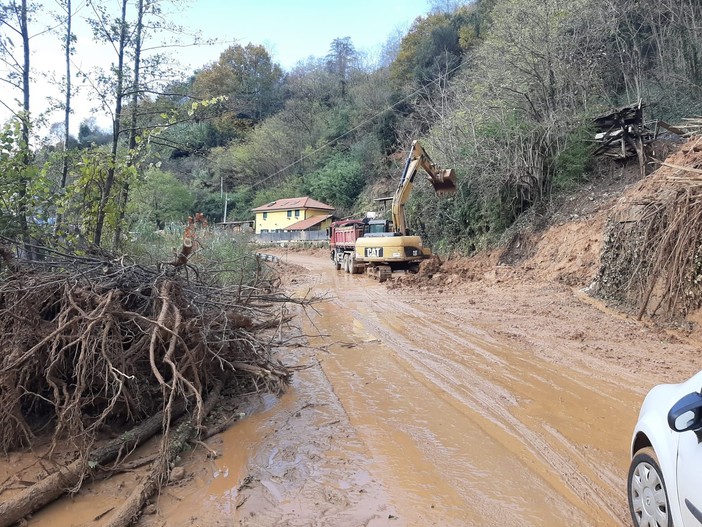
[287,210,292,218]
[295,209,300,217]
[263,212,267,220]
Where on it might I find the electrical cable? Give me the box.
[250,60,465,188]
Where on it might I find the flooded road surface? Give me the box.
[280,253,639,527]
[29,250,700,527]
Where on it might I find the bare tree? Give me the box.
[0,0,34,256]
[326,37,358,98]
[429,0,466,15]
[60,0,72,192]
[113,0,144,248]
[90,0,128,248]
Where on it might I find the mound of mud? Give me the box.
[389,136,702,313]
[594,136,702,320]
[387,252,500,291]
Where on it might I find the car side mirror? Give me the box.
[668,391,702,432]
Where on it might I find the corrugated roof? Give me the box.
[251,197,334,212]
[285,214,332,231]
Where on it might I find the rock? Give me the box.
[169,466,185,483]
[144,503,158,515]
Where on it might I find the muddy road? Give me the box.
[280,253,636,526]
[238,250,699,527]
[24,250,701,527]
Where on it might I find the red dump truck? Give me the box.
[329,215,425,280]
[328,219,366,274]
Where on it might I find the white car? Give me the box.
[628,370,702,527]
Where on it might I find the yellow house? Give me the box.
[252,197,335,234]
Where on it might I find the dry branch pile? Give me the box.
[673,117,702,138]
[594,136,702,320]
[0,238,302,523]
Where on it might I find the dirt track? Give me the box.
[22,249,702,527]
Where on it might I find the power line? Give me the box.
[250,62,464,188]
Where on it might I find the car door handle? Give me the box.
[686,499,702,524]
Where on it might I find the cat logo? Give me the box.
[365,247,383,258]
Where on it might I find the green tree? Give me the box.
[193,43,284,137]
[87,0,130,247]
[390,5,485,89]
[250,176,305,209]
[0,0,35,255]
[84,0,203,247]
[77,118,112,148]
[307,154,364,210]
[129,168,193,229]
[0,121,47,242]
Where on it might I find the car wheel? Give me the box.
[628,447,672,527]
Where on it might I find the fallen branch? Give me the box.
[0,400,187,527]
[100,382,223,527]
[657,160,702,175]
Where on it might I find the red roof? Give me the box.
[251,197,334,213]
[285,215,332,231]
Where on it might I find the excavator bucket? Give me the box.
[430,168,458,196]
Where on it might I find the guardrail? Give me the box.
[256,231,329,243]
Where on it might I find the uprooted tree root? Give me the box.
[0,239,311,525]
[595,136,702,320]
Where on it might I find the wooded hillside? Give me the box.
[1,0,701,255]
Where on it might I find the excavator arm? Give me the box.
[391,140,457,235]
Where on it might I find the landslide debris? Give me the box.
[389,135,702,325]
[593,136,702,321]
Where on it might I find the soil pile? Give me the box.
[391,136,702,327]
[594,135,702,321]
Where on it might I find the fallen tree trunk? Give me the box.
[0,400,187,527]
[101,382,223,527]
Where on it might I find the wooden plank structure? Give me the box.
[592,100,658,161]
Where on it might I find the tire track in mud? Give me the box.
[315,272,631,526]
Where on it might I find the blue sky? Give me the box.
[1,0,432,134]
[177,0,431,70]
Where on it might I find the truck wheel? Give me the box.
[334,258,341,271]
[343,255,350,273]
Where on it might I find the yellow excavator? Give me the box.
[349,140,457,281]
